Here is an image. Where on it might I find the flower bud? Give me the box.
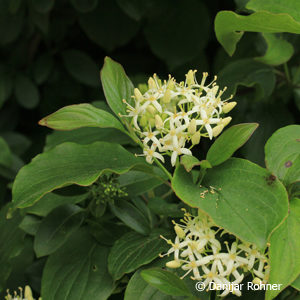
[186,70,195,86]
[146,105,156,114]
[155,115,164,128]
[148,77,156,90]
[162,89,172,103]
[139,115,147,127]
[253,277,262,285]
[25,286,34,300]
[166,260,181,268]
[212,125,224,137]
[192,131,201,145]
[221,116,232,127]
[222,101,237,113]
[167,77,175,90]
[149,118,155,127]
[134,88,143,102]
[188,119,196,134]
[174,224,185,239]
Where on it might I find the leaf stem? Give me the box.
[153,157,173,181]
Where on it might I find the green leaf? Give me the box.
[0,71,13,108]
[70,0,98,13]
[79,1,138,51]
[31,0,54,13]
[42,228,114,300]
[148,197,184,218]
[14,74,39,109]
[266,198,300,300]
[144,0,209,69]
[246,0,300,22]
[0,2,24,45]
[110,199,151,235]
[117,0,153,21]
[206,123,258,166]
[19,215,41,235]
[217,59,275,98]
[108,229,170,280]
[33,54,54,85]
[265,125,300,185]
[0,205,25,291]
[255,33,294,66]
[215,10,300,56]
[34,204,84,257]
[101,56,134,116]
[61,50,99,87]
[0,137,13,168]
[39,103,127,133]
[44,127,132,151]
[141,268,191,297]
[292,275,300,291]
[25,192,88,217]
[12,142,149,209]
[172,159,288,249]
[125,268,175,300]
[118,170,164,196]
[180,155,201,172]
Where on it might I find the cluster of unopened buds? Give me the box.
[122,70,236,166]
[160,210,269,297]
[5,286,41,300]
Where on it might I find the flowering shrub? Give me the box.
[0,1,300,300]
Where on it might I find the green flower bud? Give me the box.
[146,105,156,114]
[212,125,224,137]
[186,69,195,86]
[192,131,201,145]
[221,116,232,127]
[166,260,181,268]
[134,88,143,101]
[162,89,172,103]
[149,118,155,127]
[222,101,237,113]
[25,286,34,300]
[188,119,197,134]
[139,115,148,127]
[155,114,164,128]
[148,77,156,90]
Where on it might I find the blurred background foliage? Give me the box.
[0,0,300,298]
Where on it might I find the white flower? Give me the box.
[195,109,220,139]
[161,211,269,298]
[123,70,235,166]
[141,144,164,164]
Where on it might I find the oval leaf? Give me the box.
[108,229,170,280]
[12,142,148,209]
[206,123,258,166]
[141,268,191,297]
[101,57,134,117]
[172,159,288,249]
[61,49,99,87]
[265,125,300,185]
[266,198,300,300]
[215,10,300,56]
[34,204,84,257]
[39,103,126,133]
[15,74,39,109]
[42,228,114,300]
[109,199,151,235]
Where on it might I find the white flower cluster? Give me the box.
[5,286,40,300]
[160,210,269,297]
[123,70,236,166]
